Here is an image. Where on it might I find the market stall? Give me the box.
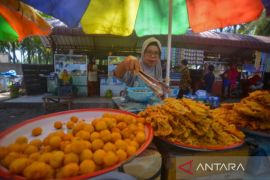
[0,90,270,179]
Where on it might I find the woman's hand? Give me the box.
[114,56,141,78]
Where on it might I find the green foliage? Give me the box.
[0,37,52,64]
[237,10,270,36]
[213,10,270,36]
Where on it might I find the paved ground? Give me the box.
[0,92,10,102]
[0,106,44,132]
[0,92,114,132]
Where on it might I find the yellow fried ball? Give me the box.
[130,140,139,150]
[111,127,121,133]
[116,149,127,162]
[52,130,65,139]
[54,121,63,129]
[93,149,106,165]
[24,145,38,155]
[70,140,88,154]
[83,124,94,133]
[94,120,107,131]
[28,152,40,161]
[80,160,96,174]
[91,139,104,152]
[100,130,112,142]
[29,139,42,148]
[136,132,145,144]
[63,133,73,141]
[62,143,71,153]
[32,127,42,136]
[23,161,53,180]
[9,158,31,175]
[116,122,127,130]
[111,132,122,142]
[115,140,127,151]
[124,116,136,125]
[61,163,79,178]
[80,149,93,162]
[8,143,25,153]
[72,121,86,134]
[39,152,52,164]
[41,145,52,153]
[49,151,64,168]
[103,142,116,152]
[66,121,75,129]
[124,139,132,145]
[103,117,117,129]
[2,152,22,168]
[90,132,100,142]
[63,153,79,165]
[103,151,118,167]
[121,127,132,139]
[15,136,28,144]
[49,136,61,149]
[76,130,91,141]
[126,146,137,157]
[70,116,79,123]
[128,124,137,134]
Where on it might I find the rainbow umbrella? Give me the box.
[0,0,51,42]
[21,0,266,87]
[21,0,265,37]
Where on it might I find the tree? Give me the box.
[214,10,270,36]
[236,10,270,36]
[0,41,19,63]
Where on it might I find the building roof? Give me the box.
[40,27,270,56]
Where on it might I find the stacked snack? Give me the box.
[212,90,270,133]
[0,113,146,179]
[139,98,244,146]
[139,98,244,147]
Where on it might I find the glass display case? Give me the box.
[54,54,88,96]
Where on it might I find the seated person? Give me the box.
[248,71,264,91]
[59,69,72,85]
[58,69,74,96]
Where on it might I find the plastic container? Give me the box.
[212,96,220,108]
[127,87,153,103]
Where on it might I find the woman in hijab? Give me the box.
[114,37,162,87]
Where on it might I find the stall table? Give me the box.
[42,95,73,112]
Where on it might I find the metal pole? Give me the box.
[165,0,173,98]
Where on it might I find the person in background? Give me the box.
[58,69,74,96]
[203,63,209,76]
[228,64,239,96]
[59,69,72,85]
[203,65,215,94]
[177,60,192,99]
[220,65,230,98]
[88,60,98,96]
[114,37,162,86]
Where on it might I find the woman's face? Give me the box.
[143,45,160,67]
